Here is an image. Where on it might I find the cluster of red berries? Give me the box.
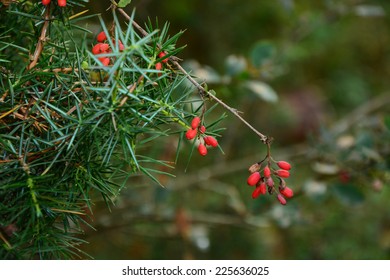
[246,160,294,205]
[91,31,125,66]
[185,116,218,156]
[42,0,66,6]
[155,51,169,75]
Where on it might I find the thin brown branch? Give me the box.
[27,5,51,70]
[116,5,149,37]
[0,232,12,250]
[84,210,269,238]
[174,62,270,143]
[43,67,76,73]
[115,6,270,143]
[0,90,9,103]
[119,75,144,107]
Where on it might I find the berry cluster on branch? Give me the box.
[92,31,125,66]
[246,144,294,205]
[185,116,219,156]
[155,51,169,74]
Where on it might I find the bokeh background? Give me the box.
[79,0,390,259]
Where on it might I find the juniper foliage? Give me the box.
[0,1,207,259]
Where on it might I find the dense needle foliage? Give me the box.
[0,0,218,259]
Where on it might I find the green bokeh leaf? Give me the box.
[384,115,390,131]
[225,54,247,76]
[244,80,278,103]
[118,0,132,8]
[250,41,275,68]
[332,183,365,205]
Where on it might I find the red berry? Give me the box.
[98,57,110,66]
[277,161,291,170]
[185,129,197,140]
[264,165,271,178]
[266,177,274,187]
[92,43,102,55]
[259,182,267,194]
[252,186,263,199]
[279,186,294,198]
[198,143,207,156]
[155,62,163,71]
[277,194,287,205]
[100,43,110,52]
[199,125,206,134]
[158,51,169,63]
[42,0,51,5]
[276,170,290,178]
[57,0,66,7]
[339,170,350,183]
[97,31,107,43]
[191,116,201,129]
[247,172,261,186]
[118,41,125,51]
[204,136,218,147]
[113,39,125,51]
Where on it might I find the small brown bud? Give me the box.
[248,163,261,173]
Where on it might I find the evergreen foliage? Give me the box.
[0,0,212,259]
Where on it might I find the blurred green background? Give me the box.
[79,0,390,259]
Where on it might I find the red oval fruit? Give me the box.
[204,136,218,147]
[118,41,125,51]
[277,161,291,170]
[97,31,107,43]
[185,129,197,140]
[42,0,51,5]
[57,0,66,7]
[155,62,163,71]
[264,165,271,178]
[199,125,206,134]
[198,143,207,156]
[98,57,110,66]
[266,177,274,187]
[92,43,102,55]
[191,116,201,129]
[279,186,294,198]
[158,51,169,63]
[252,186,263,199]
[247,172,261,186]
[277,194,287,205]
[259,182,267,194]
[99,43,110,52]
[276,170,290,178]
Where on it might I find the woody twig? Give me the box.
[27,5,51,70]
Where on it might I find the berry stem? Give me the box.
[266,142,272,165]
[174,62,270,144]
